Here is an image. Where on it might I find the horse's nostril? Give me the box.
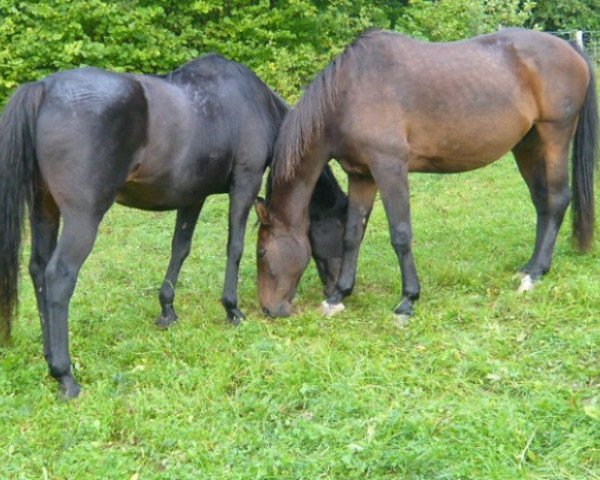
[262,307,275,318]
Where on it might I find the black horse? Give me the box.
[0,54,343,398]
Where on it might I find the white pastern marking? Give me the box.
[517,274,535,293]
[320,301,345,317]
[395,314,411,328]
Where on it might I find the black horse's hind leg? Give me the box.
[156,203,203,328]
[324,174,377,315]
[371,159,420,322]
[28,188,60,361]
[44,209,104,398]
[513,123,572,290]
[221,173,263,325]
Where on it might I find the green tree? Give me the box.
[0,0,389,104]
[397,0,534,41]
[526,0,600,31]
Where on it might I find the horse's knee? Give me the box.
[390,223,412,255]
[29,257,44,285]
[343,221,361,246]
[44,260,77,305]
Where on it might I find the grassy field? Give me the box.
[1,158,599,479]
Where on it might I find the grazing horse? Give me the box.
[255,28,598,320]
[0,54,340,398]
[265,165,348,298]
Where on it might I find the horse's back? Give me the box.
[333,29,589,172]
[117,55,287,209]
[166,54,287,156]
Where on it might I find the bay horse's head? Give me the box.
[255,165,348,317]
[255,199,312,317]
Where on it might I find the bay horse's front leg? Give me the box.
[221,174,262,325]
[44,211,103,399]
[156,203,203,328]
[322,174,377,316]
[372,161,420,324]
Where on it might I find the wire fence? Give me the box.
[549,30,600,66]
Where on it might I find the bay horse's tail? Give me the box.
[0,82,44,343]
[570,42,598,252]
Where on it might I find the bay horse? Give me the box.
[255,28,598,320]
[0,54,341,398]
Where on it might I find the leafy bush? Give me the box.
[1,0,598,106]
[0,0,389,104]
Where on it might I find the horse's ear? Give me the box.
[255,197,271,226]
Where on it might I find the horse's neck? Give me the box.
[270,177,312,229]
[271,148,330,229]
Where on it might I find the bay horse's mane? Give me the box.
[272,29,392,183]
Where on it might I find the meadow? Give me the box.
[1,158,598,479]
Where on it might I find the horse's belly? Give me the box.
[115,145,233,210]
[407,117,532,173]
[116,181,180,211]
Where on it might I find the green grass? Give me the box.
[1,158,599,479]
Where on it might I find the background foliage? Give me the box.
[1,0,600,104]
[1,1,599,479]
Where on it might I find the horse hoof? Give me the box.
[395,314,411,328]
[517,274,535,293]
[156,312,178,329]
[321,300,345,317]
[59,376,81,400]
[228,309,246,327]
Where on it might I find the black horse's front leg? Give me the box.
[156,204,203,328]
[221,175,262,325]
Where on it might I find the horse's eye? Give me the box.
[258,248,267,258]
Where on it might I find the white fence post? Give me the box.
[575,30,584,49]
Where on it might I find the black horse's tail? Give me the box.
[0,82,44,343]
[570,42,599,252]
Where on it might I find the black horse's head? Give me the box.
[308,166,347,296]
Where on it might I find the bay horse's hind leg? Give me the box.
[44,208,105,398]
[28,186,59,362]
[221,171,264,325]
[156,203,203,328]
[512,123,573,292]
[322,173,377,316]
